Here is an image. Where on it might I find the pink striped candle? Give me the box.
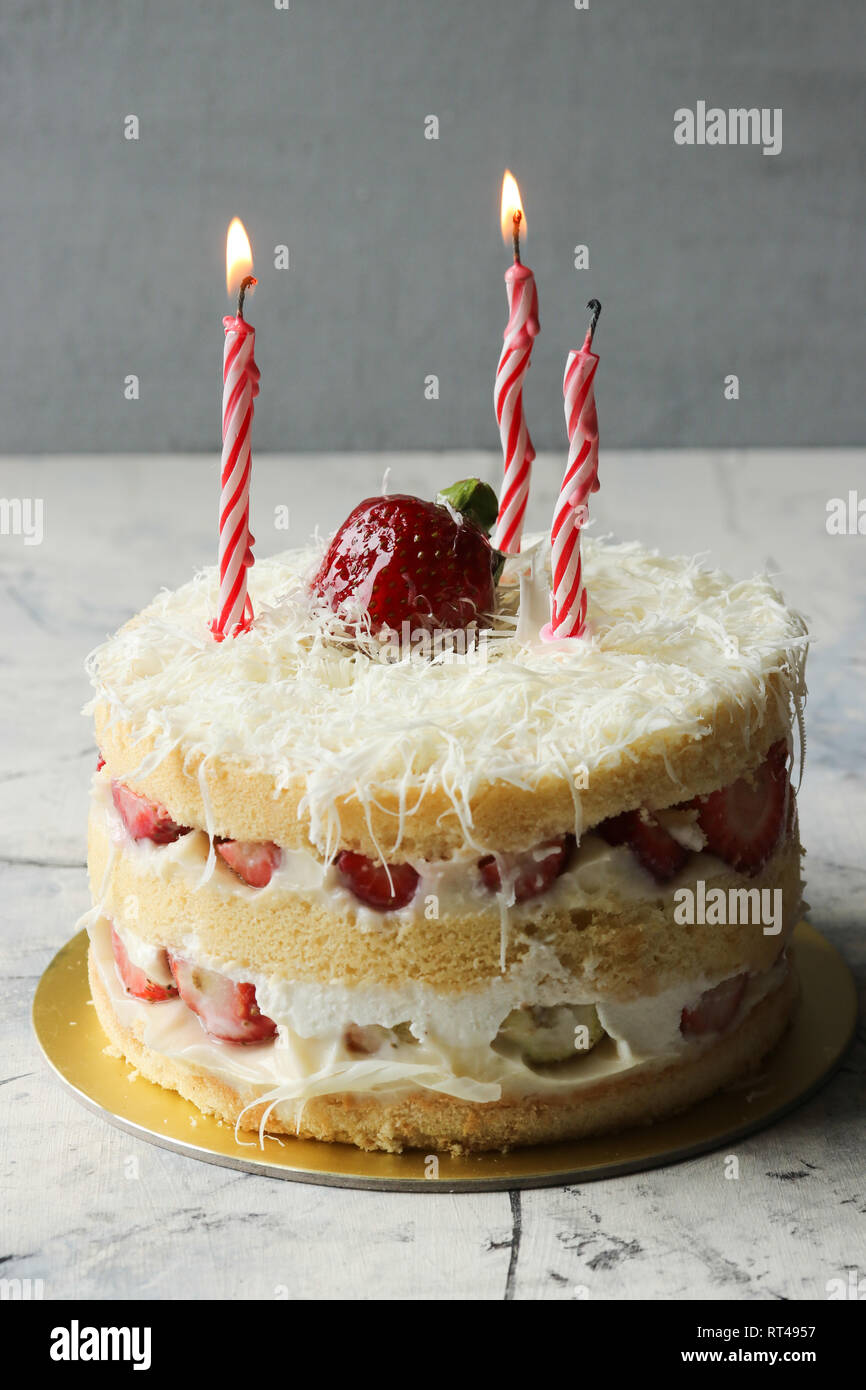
[492,171,540,555]
[542,299,601,642]
[213,220,260,641]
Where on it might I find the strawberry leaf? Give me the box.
[436,478,499,536]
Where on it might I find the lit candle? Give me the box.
[213,217,260,640]
[492,171,540,555]
[542,299,601,642]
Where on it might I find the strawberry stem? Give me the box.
[437,478,499,535]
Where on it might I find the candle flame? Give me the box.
[500,170,526,243]
[226,217,253,297]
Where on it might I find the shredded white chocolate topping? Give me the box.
[86,537,808,855]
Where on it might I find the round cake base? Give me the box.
[33,924,856,1188]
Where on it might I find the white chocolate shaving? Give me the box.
[86,537,808,855]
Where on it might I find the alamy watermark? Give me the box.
[826,491,865,535]
[0,497,43,545]
[675,102,782,157]
[50,1321,151,1370]
[377,621,492,665]
[673,881,783,936]
[826,1269,865,1300]
[0,1277,44,1300]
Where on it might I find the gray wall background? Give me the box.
[1,0,863,453]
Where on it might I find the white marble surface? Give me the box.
[0,449,863,1301]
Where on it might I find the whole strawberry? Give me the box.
[311,485,498,635]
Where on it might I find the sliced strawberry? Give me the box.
[593,812,633,847]
[681,973,748,1037]
[96,753,106,771]
[694,744,788,875]
[167,953,277,1043]
[216,838,281,888]
[111,780,190,845]
[110,925,177,1002]
[336,851,420,911]
[596,810,689,882]
[627,813,691,881]
[478,835,574,901]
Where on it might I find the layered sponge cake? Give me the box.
[83,494,808,1153]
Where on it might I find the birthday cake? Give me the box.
[83,483,808,1154]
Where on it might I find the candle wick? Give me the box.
[585,298,602,345]
[512,211,522,265]
[237,274,258,319]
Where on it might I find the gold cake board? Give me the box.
[33,923,856,1192]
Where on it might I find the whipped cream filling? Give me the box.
[92,775,745,931]
[90,915,787,1117]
